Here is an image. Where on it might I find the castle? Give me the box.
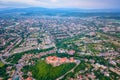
[46,56,76,67]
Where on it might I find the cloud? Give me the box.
[51,0,57,3]
[0,0,120,9]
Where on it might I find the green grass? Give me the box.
[0,61,4,67]
[29,60,76,80]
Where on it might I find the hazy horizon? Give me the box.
[0,0,120,9]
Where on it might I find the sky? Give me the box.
[0,0,120,9]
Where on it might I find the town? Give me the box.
[0,13,120,80]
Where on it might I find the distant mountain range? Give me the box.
[0,7,120,17]
[0,7,120,12]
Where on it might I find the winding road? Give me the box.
[56,60,80,80]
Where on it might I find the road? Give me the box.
[0,56,11,65]
[12,64,20,80]
[56,60,80,80]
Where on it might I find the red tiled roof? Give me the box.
[26,77,32,80]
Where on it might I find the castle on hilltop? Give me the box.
[46,56,76,67]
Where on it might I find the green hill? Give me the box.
[0,61,4,67]
[31,61,76,80]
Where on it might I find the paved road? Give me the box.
[0,56,11,65]
[12,64,20,80]
[56,60,80,80]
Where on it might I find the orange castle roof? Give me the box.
[26,77,32,80]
